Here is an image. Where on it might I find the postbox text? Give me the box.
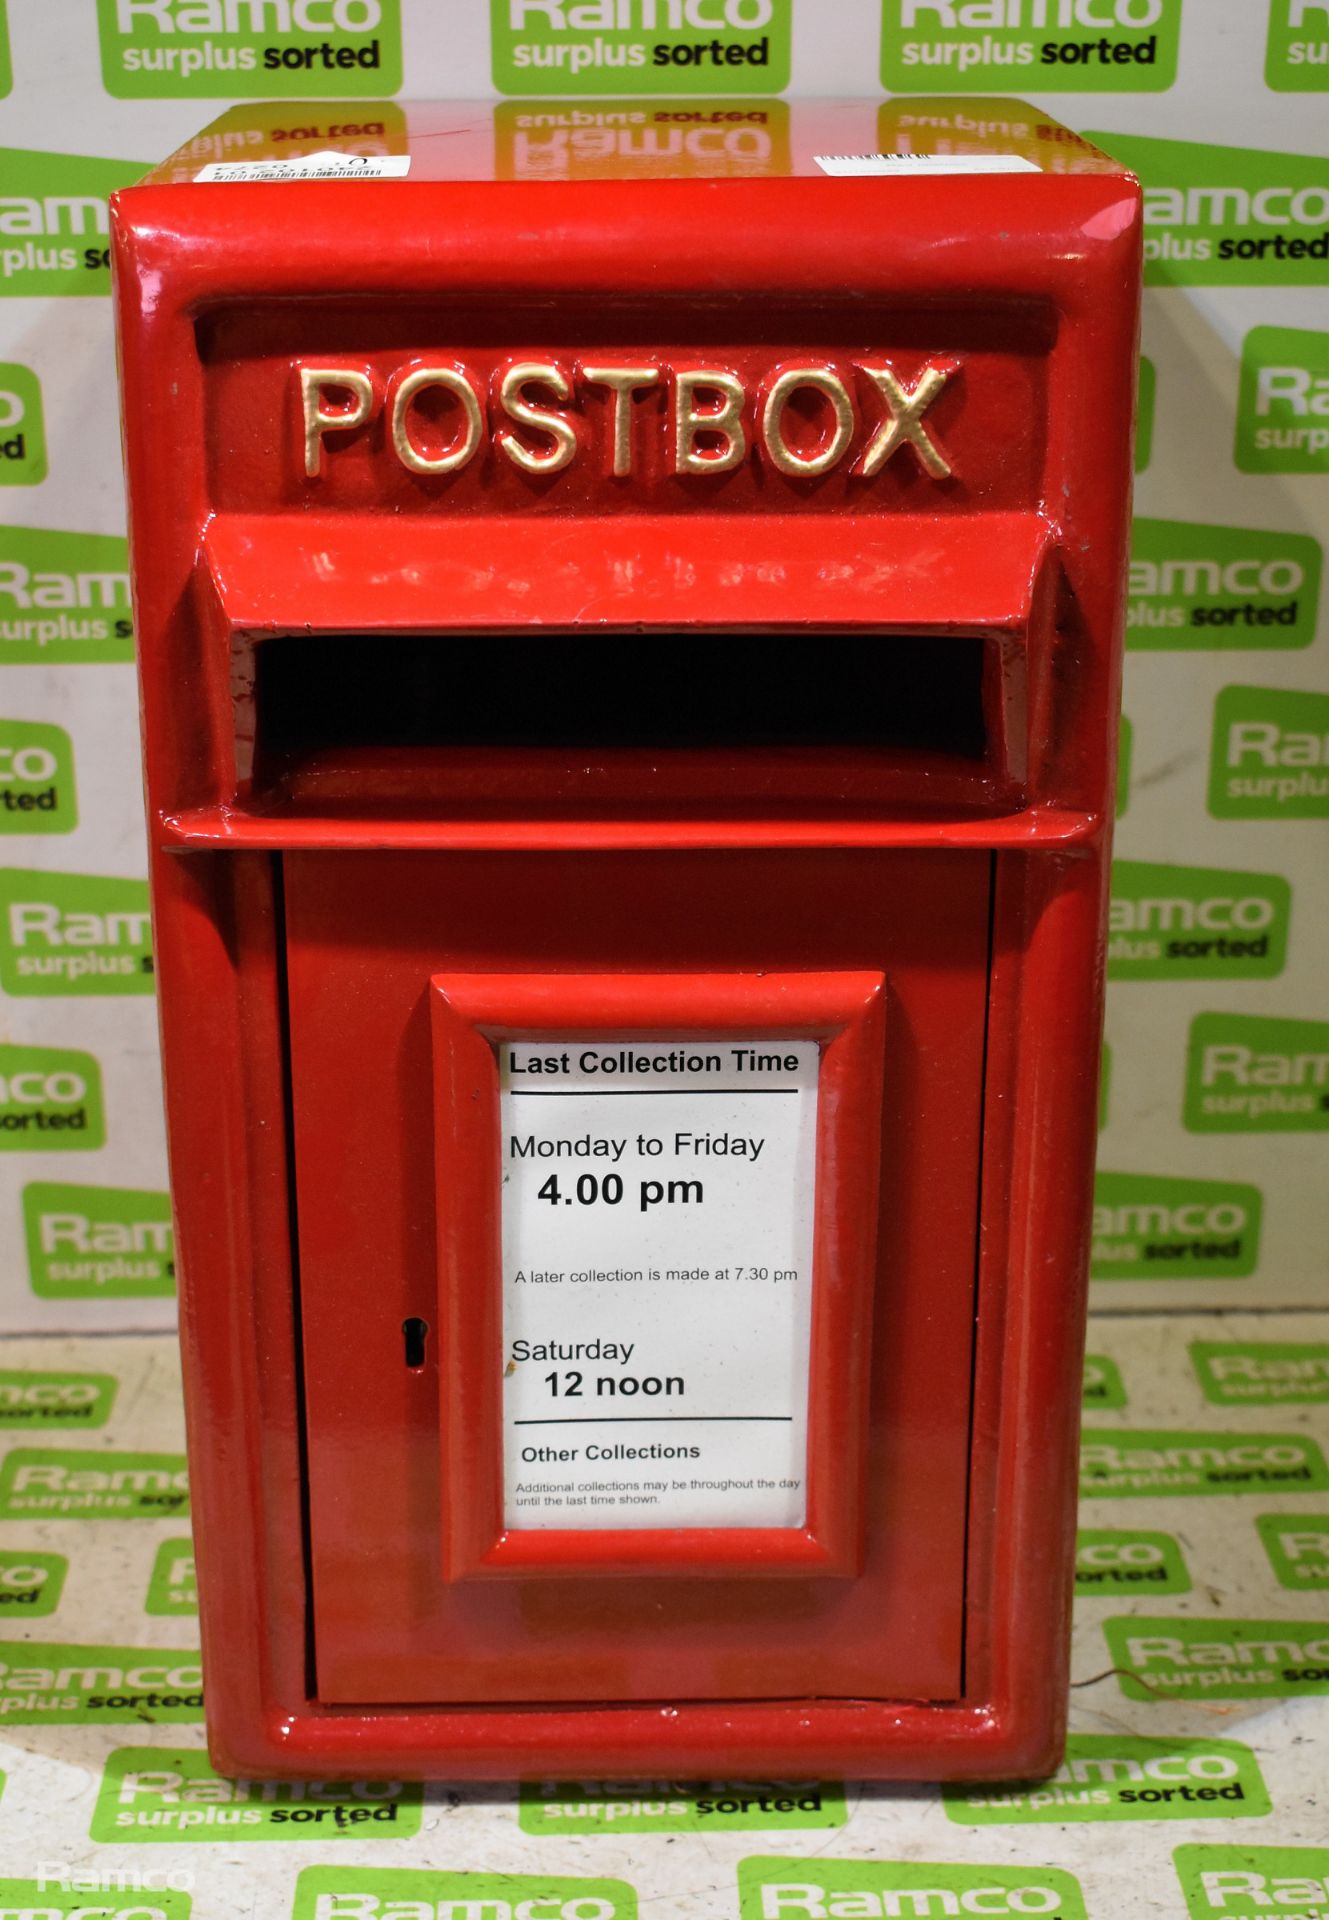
[298,356,956,483]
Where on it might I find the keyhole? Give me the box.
[402,1317,429,1369]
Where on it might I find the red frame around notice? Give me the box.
[430,970,886,1582]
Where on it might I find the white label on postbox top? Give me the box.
[814,153,1039,176]
[500,1037,818,1533]
[193,152,410,183]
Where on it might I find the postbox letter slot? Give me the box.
[247,627,996,809]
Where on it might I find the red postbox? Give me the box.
[112,97,1141,1782]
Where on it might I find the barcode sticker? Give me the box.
[814,153,1040,177]
[194,151,410,184]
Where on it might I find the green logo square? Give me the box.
[145,1538,197,1615]
[97,0,402,97]
[1092,1172,1262,1279]
[1099,1039,1111,1129]
[0,1887,187,1920]
[739,1858,1086,1920]
[0,1549,66,1616]
[1135,356,1155,472]
[0,1448,188,1519]
[1176,1845,1329,1920]
[0,871,152,995]
[1105,1618,1329,1700]
[1128,517,1321,650]
[94,1750,424,1841]
[1236,325,1329,472]
[491,0,792,95]
[1109,861,1289,980]
[0,526,134,661]
[1083,1354,1127,1408]
[1076,1529,1191,1597]
[1256,1512,1329,1589]
[1192,1340,1329,1405]
[1081,1427,1329,1497]
[1266,1,1329,88]
[0,1044,103,1149]
[1209,685,1329,819]
[520,1781,846,1834]
[0,1640,201,1722]
[0,1369,116,1427]
[0,720,77,831]
[295,1870,633,1920]
[0,364,46,485]
[945,1734,1267,1824]
[0,152,146,297]
[880,0,1181,91]
[24,1182,175,1298]
[1087,133,1329,286]
[1185,1013,1329,1131]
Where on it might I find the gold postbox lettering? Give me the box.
[497,361,579,475]
[301,366,376,479]
[673,369,749,476]
[762,366,856,477]
[294,357,956,485]
[580,365,660,477]
[857,364,953,480]
[390,365,485,475]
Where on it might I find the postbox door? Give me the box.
[287,846,990,1707]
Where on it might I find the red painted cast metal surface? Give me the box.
[111,97,1140,1780]
[289,858,982,1706]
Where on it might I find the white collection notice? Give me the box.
[500,1037,819,1533]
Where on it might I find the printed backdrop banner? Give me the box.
[0,1,1325,1327]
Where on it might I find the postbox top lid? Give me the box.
[139,96,1132,190]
